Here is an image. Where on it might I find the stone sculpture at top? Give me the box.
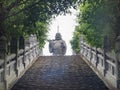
[48,26,67,55]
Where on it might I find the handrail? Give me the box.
[80,41,118,89]
[0,35,41,90]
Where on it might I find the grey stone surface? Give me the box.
[12,55,108,90]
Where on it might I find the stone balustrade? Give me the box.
[80,41,119,90]
[0,35,41,90]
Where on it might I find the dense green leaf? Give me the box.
[0,0,79,48]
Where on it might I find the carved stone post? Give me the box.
[115,36,120,88]
[103,35,108,76]
[19,36,25,50]
[80,36,84,54]
[95,47,98,67]
[0,36,7,90]
[10,37,18,76]
[19,36,25,67]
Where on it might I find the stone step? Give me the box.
[11,55,109,90]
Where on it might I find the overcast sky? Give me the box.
[43,9,78,55]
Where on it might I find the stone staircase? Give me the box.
[11,55,108,90]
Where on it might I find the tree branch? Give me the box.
[6,0,25,12]
[4,0,41,21]
[6,0,20,11]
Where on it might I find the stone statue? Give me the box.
[48,32,67,55]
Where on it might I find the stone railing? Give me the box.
[0,35,41,90]
[80,41,119,90]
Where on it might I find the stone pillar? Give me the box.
[25,37,31,47]
[115,36,120,88]
[0,36,7,90]
[80,36,84,54]
[10,37,18,54]
[88,47,92,61]
[19,36,25,50]
[103,35,108,76]
[10,37,19,76]
[19,36,25,67]
[95,47,98,67]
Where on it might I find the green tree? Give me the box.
[72,0,120,50]
[0,0,79,48]
[70,26,80,54]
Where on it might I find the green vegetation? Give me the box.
[0,0,78,48]
[71,0,120,53]
[70,26,80,54]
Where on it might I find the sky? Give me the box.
[43,9,78,55]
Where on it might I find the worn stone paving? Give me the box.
[12,55,109,90]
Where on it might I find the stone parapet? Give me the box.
[80,40,119,90]
[0,35,41,90]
